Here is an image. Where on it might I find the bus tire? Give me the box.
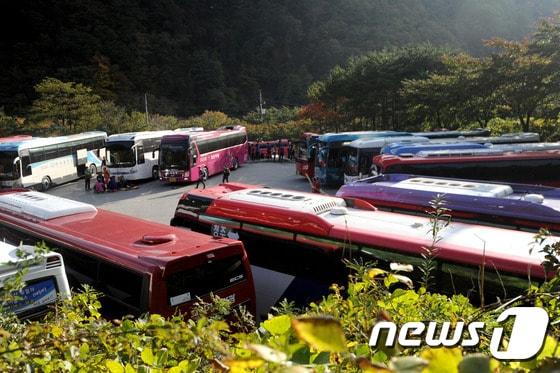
[89,164,97,176]
[202,167,208,181]
[41,176,51,192]
[152,166,159,180]
[232,157,239,170]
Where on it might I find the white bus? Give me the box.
[0,242,71,319]
[0,132,107,191]
[105,131,173,180]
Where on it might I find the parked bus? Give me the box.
[106,131,173,181]
[342,136,429,184]
[159,126,248,183]
[294,133,319,178]
[372,150,560,187]
[0,132,106,191]
[0,190,256,318]
[172,183,556,300]
[337,174,560,233]
[1,242,71,319]
[315,131,409,186]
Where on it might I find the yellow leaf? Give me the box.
[292,316,347,352]
[421,348,462,373]
[368,268,387,279]
[263,315,292,335]
[51,325,63,338]
[223,358,265,369]
[141,348,154,366]
[105,360,125,373]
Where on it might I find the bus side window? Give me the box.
[21,156,32,177]
[137,145,145,164]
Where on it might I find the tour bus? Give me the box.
[0,190,256,318]
[0,242,71,319]
[106,130,173,180]
[342,136,429,184]
[411,128,491,139]
[172,183,556,300]
[337,174,560,233]
[0,132,107,191]
[372,149,560,187]
[315,131,409,186]
[159,126,248,183]
[294,133,320,178]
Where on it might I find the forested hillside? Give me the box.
[2,0,560,118]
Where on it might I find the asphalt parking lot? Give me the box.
[48,160,338,318]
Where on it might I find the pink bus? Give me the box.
[159,126,248,183]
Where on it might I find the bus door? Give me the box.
[19,150,32,179]
[76,148,87,176]
[135,144,145,165]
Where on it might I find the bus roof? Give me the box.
[0,190,242,271]
[163,126,247,141]
[107,130,174,142]
[347,136,429,150]
[318,131,408,143]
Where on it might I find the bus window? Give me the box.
[137,145,145,164]
[166,254,246,306]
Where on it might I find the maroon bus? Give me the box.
[159,126,249,183]
[171,183,556,300]
[0,189,256,318]
[371,150,560,187]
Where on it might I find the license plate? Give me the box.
[169,177,176,183]
[211,224,230,238]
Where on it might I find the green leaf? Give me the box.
[384,274,399,288]
[106,360,125,373]
[458,354,490,373]
[263,314,292,335]
[125,364,137,373]
[292,316,347,352]
[141,348,154,366]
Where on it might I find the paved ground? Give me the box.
[48,160,338,319]
[49,161,336,224]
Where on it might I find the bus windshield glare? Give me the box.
[0,151,19,180]
[107,141,135,167]
[160,139,189,170]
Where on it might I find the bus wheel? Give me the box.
[41,176,51,191]
[202,167,209,181]
[152,166,159,180]
[232,158,239,170]
[89,164,97,175]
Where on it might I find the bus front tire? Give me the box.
[202,167,208,181]
[89,164,97,176]
[40,176,51,192]
[232,158,239,170]
[152,166,159,180]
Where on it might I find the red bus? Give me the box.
[159,126,248,183]
[171,183,555,299]
[371,150,560,187]
[0,189,256,318]
[295,132,319,178]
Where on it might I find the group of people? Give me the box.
[195,164,231,190]
[249,140,295,161]
[84,166,130,193]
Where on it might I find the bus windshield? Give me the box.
[0,151,19,180]
[160,139,189,170]
[107,141,135,167]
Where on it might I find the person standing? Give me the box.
[196,167,206,189]
[222,165,230,183]
[84,167,92,191]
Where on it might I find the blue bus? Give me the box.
[315,131,409,186]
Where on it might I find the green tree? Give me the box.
[31,78,103,134]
